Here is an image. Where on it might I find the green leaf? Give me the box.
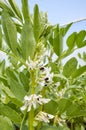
[21,0,30,21]
[0,60,5,75]
[0,1,14,17]
[19,71,30,91]
[53,25,63,56]
[8,0,22,20]
[2,11,18,55]
[66,32,76,49]
[0,116,14,130]
[66,103,86,118]
[0,84,22,106]
[60,23,72,36]
[33,4,41,42]
[40,126,57,130]
[0,103,22,124]
[57,125,70,130]
[63,57,78,78]
[57,98,71,114]
[6,68,18,82]
[72,65,86,78]
[44,100,58,114]
[21,21,36,60]
[0,27,2,48]
[76,30,86,48]
[9,78,26,101]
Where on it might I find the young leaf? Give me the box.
[0,103,22,124]
[21,21,36,60]
[53,25,63,56]
[21,0,30,21]
[33,4,41,42]
[1,11,18,55]
[76,30,86,48]
[0,116,14,130]
[60,22,72,36]
[66,32,76,50]
[63,57,78,78]
[72,65,86,78]
[8,0,22,20]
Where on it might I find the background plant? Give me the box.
[0,0,86,130]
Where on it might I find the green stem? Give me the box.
[29,107,34,130]
[28,70,35,130]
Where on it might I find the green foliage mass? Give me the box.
[0,0,86,130]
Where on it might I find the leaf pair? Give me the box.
[67,30,86,49]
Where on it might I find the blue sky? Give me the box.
[17,0,86,26]
[0,0,86,62]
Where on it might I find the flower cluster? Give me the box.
[35,111,54,123]
[38,66,54,87]
[20,94,50,112]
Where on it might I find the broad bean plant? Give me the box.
[0,0,86,130]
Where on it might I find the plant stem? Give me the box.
[28,70,35,130]
[29,107,34,130]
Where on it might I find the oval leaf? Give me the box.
[76,30,86,48]
[63,57,78,78]
[66,32,76,49]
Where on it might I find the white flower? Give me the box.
[20,94,50,112]
[38,67,54,87]
[35,111,54,123]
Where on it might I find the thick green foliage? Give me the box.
[0,0,86,130]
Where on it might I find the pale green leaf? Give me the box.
[21,21,36,60]
[2,11,18,55]
[33,4,41,42]
[21,0,30,21]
